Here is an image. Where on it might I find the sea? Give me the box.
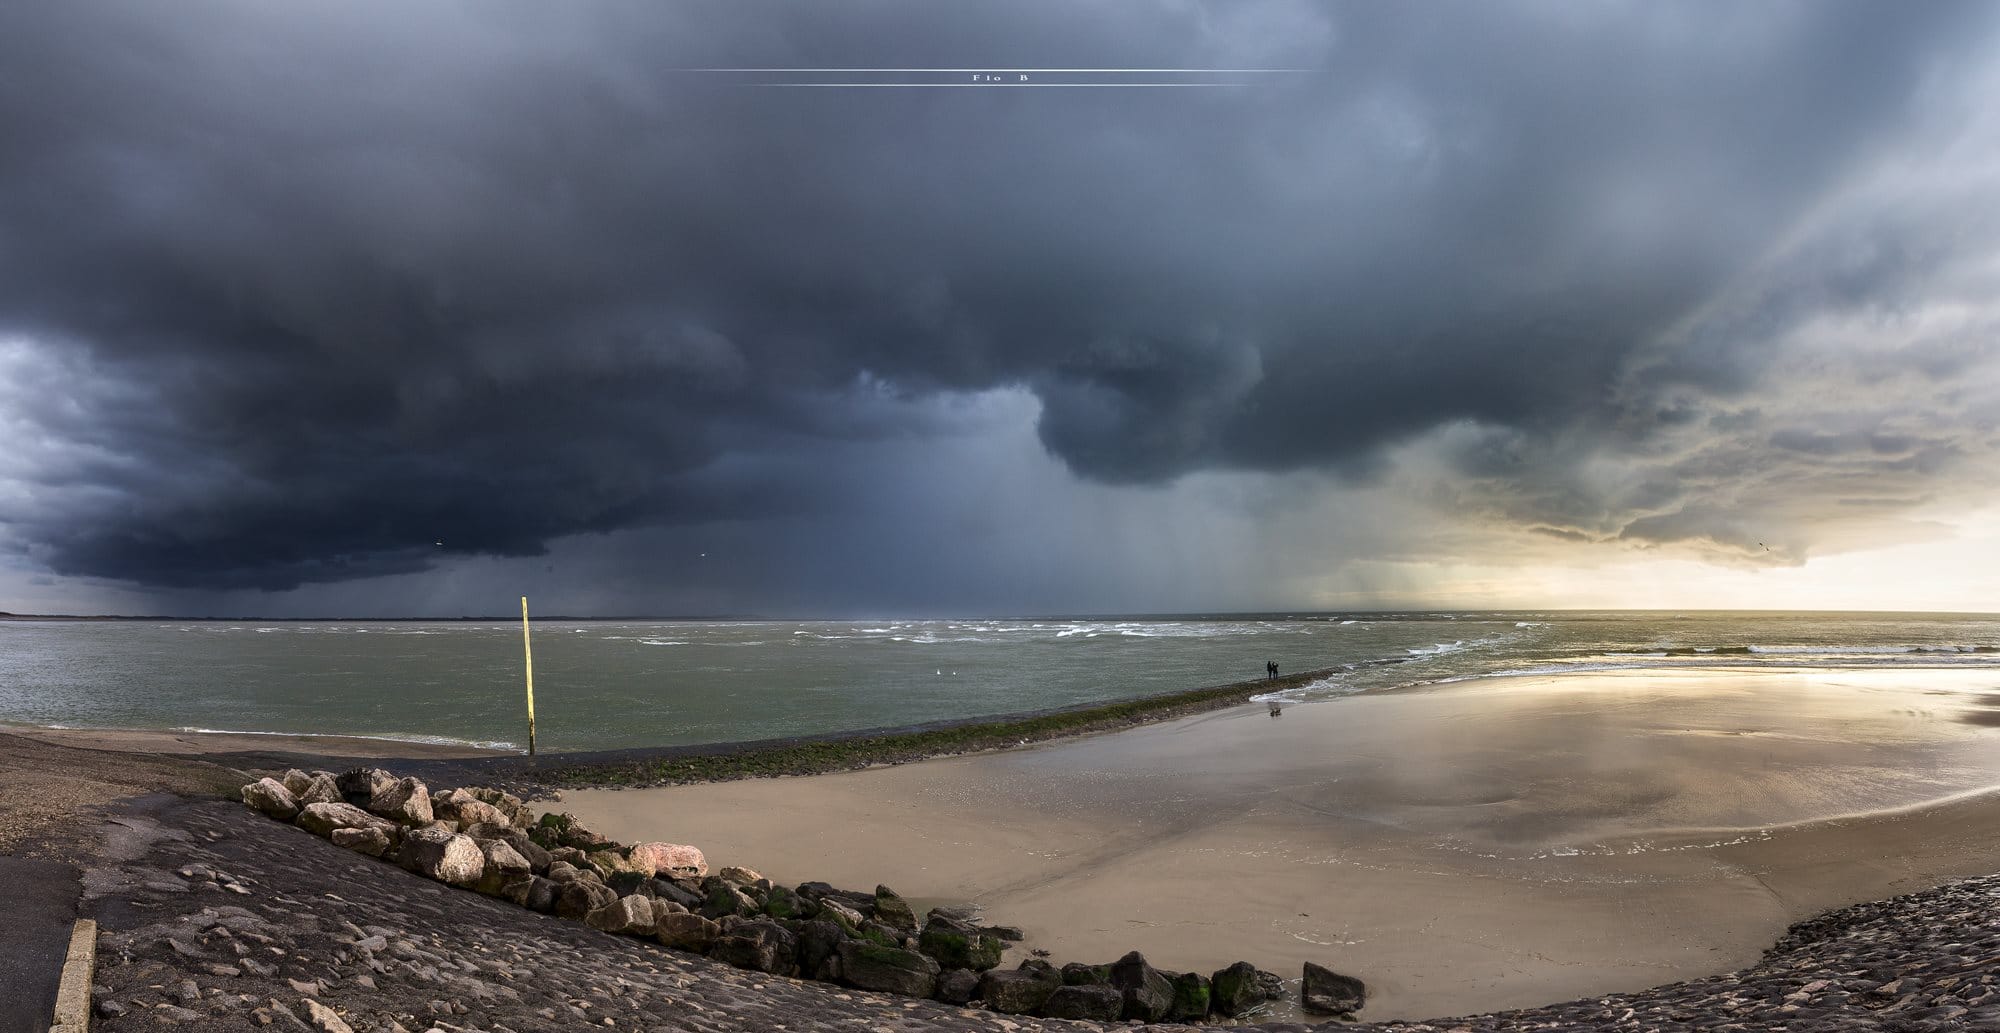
[2,611,1997,754]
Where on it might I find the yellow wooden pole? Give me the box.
[521,595,537,756]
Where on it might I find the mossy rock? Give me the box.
[918,922,1003,971]
[856,926,900,949]
[527,817,567,850]
[1210,960,1266,1017]
[702,883,756,920]
[1168,971,1212,1022]
[762,885,804,920]
[848,941,910,966]
[586,849,643,877]
[872,885,919,934]
[814,899,864,932]
[836,940,939,997]
[1062,962,1111,986]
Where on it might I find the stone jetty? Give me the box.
[234,768,1339,1023]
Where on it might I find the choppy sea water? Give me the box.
[2,611,1997,753]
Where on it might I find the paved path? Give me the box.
[0,856,78,1033]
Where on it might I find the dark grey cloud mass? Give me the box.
[1,1,1997,608]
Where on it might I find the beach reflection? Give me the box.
[563,666,2000,1020]
[1000,666,2000,850]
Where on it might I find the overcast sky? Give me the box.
[3,1,1999,617]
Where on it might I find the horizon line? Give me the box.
[676,68,1315,73]
[6,606,1998,622]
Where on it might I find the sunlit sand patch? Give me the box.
[562,665,2000,1021]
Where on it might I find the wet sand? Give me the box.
[558,666,2000,1021]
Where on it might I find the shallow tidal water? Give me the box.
[561,663,2000,1020]
[2,610,1997,752]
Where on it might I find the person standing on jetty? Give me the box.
[1266,660,1280,680]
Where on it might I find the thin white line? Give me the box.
[755,82,1230,88]
[680,68,1311,74]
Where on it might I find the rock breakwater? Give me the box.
[240,767,1357,1023]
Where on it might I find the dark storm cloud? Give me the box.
[0,0,1995,593]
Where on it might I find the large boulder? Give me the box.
[585,895,658,936]
[474,840,533,897]
[607,871,656,898]
[336,768,395,807]
[297,773,343,806]
[1109,951,1174,1022]
[794,921,846,982]
[365,776,433,826]
[396,826,485,887]
[514,836,553,873]
[1301,961,1367,1016]
[871,885,920,935]
[531,812,609,851]
[934,968,980,1006]
[1211,961,1285,1017]
[435,789,511,828]
[547,848,597,878]
[708,919,797,975]
[330,826,394,857]
[557,880,619,920]
[241,778,301,820]
[296,802,395,838]
[701,883,758,920]
[627,842,707,879]
[1061,962,1111,986]
[586,849,646,878]
[917,914,1003,972]
[798,882,877,910]
[1040,984,1124,1020]
[978,963,1061,1015]
[837,940,939,998]
[1168,971,1213,1022]
[761,884,806,920]
[653,878,705,911]
[465,824,549,872]
[279,770,315,797]
[545,861,589,885]
[815,897,868,931]
[520,876,559,914]
[860,921,912,950]
[462,786,533,826]
[655,912,721,953]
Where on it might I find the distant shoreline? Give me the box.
[6,666,1341,794]
[523,665,1338,790]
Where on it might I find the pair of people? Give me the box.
[1265,660,1280,680]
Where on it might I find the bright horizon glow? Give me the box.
[1316,512,2000,615]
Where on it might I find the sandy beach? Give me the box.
[558,666,2000,1021]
